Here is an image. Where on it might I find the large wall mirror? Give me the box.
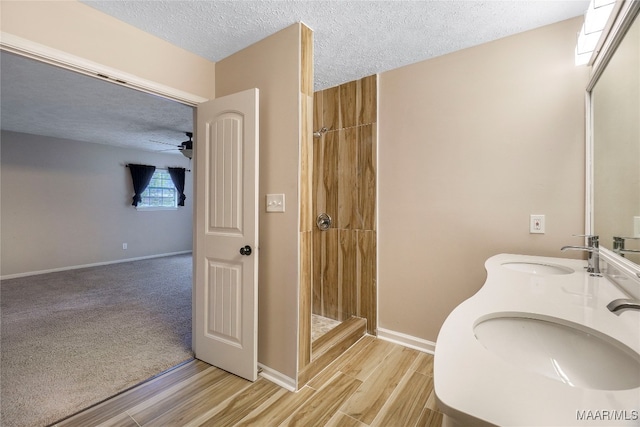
[590,1,640,268]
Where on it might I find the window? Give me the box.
[137,170,177,209]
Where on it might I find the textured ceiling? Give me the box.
[81,0,590,91]
[0,51,194,154]
[1,0,590,153]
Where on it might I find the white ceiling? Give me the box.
[0,0,589,153]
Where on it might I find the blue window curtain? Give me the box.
[128,164,156,207]
[167,167,186,206]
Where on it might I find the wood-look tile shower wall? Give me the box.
[312,75,377,334]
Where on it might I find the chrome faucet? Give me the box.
[613,236,640,258]
[607,298,640,315]
[561,235,601,276]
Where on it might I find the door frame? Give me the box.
[0,32,208,107]
[1,34,204,348]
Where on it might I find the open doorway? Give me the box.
[0,51,195,427]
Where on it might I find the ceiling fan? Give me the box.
[158,132,193,159]
[178,132,193,159]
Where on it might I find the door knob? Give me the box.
[239,245,252,256]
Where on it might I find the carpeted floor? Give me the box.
[0,254,194,427]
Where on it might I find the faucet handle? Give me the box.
[613,236,640,255]
[572,234,599,247]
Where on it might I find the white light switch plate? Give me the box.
[530,214,545,234]
[634,216,640,237]
[266,194,285,213]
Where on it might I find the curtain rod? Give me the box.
[124,164,191,172]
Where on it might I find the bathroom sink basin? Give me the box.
[474,316,640,390]
[501,262,574,275]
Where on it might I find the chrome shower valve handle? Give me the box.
[316,213,332,231]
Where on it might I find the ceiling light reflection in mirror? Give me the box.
[575,0,616,65]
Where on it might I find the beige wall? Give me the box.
[1,131,193,277]
[215,24,302,380]
[0,0,215,100]
[378,17,590,342]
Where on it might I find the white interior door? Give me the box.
[194,88,259,381]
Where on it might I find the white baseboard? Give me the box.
[0,251,193,280]
[377,327,436,354]
[258,364,296,391]
[257,330,434,393]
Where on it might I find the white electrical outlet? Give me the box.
[123,243,128,250]
[530,215,545,234]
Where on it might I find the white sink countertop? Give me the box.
[434,253,640,426]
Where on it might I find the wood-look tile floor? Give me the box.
[56,336,443,427]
